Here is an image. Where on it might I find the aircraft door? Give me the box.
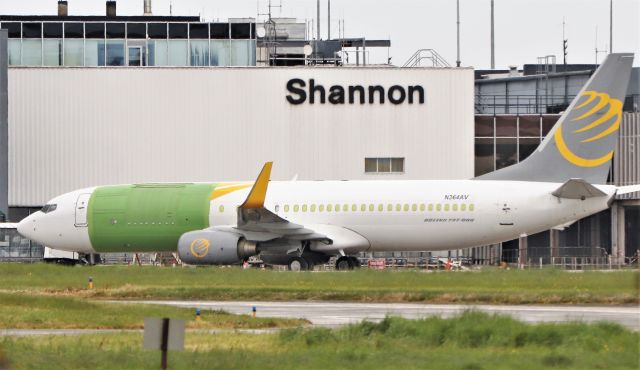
[74,193,92,227]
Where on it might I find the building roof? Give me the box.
[0,15,200,22]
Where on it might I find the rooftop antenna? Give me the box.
[316,0,321,40]
[258,0,282,65]
[456,0,461,67]
[490,0,495,69]
[594,26,607,64]
[169,2,172,16]
[609,0,613,53]
[562,17,567,65]
[327,0,331,40]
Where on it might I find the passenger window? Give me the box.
[343,204,349,212]
[420,204,425,212]
[275,205,280,212]
[460,203,467,211]
[294,205,300,212]
[411,204,417,212]
[319,204,325,212]
[444,204,450,211]
[396,204,401,212]
[428,204,434,211]
[403,204,409,212]
[436,204,442,211]
[387,204,393,211]
[335,204,340,212]
[469,204,475,211]
[352,204,357,212]
[302,204,308,212]
[310,204,316,212]
[378,204,384,212]
[452,204,458,211]
[218,205,224,213]
[284,204,290,212]
[327,204,333,212]
[369,204,374,212]
[361,204,366,212]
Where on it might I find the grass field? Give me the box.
[1,311,638,370]
[0,263,637,304]
[0,292,307,330]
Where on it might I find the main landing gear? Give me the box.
[287,256,315,271]
[335,256,361,270]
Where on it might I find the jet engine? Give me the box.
[177,230,257,265]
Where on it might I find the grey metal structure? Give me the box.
[0,30,7,221]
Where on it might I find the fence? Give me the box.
[475,94,639,115]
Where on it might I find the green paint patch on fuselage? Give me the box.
[87,183,216,252]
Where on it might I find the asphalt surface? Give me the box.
[131,300,640,330]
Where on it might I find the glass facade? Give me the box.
[0,227,44,261]
[1,21,256,67]
[474,114,559,176]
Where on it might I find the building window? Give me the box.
[364,157,405,174]
[474,114,560,176]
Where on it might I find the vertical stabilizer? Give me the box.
[477,53,634,184]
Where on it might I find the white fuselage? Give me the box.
[18,180,615,254]
[209,180,615,252]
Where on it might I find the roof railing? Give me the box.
[402,49,451,68]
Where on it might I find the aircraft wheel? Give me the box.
[288,257,309,271]
[348,256,361,268]
[335,256,353,270]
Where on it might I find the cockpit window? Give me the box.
[41,204,57,213]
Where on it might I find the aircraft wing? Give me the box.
[225,162,328,243]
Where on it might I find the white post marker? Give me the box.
[144,317,185,370]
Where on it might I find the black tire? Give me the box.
[288,257,309,271]
[335,256,353,270]
[305,260,315,271]
[348,256,361,268]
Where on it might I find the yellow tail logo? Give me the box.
[555,90,622,167]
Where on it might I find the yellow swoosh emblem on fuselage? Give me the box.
[209,183,252,201]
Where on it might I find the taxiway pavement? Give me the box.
[129,300,640,330]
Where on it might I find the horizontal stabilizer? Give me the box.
[617,184,640,195]
[552,178,606,199]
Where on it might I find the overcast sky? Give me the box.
[2,0,639,68]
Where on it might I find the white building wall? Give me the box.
[9,67,474,206]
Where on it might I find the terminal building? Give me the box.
[0,1,638,265]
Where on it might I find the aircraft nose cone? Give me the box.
[17,215,34,240]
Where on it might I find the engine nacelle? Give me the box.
[178,230,257,265]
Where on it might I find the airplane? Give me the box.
[17,53,639,271]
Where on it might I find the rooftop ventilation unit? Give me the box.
[144,0,152,16]
[106,1,116,18]
[58,1,68,17]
